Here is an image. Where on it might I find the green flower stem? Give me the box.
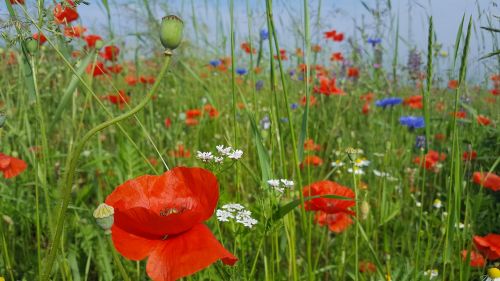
[41,54,172,281]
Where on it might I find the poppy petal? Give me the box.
[110,224,160,260]
[146,224,237,281]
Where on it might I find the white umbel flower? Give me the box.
[423,269,438,279]
[196,151,214,162]
[228,149,243,160]
[216,145,232,156]
[280,179,294,187]
[217,203,258,228]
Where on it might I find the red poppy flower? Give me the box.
[324,29,344,42]
[490,89,499,96]
[314,211,353,233]
[86,61,107,77]
[302,180,355,214]
[106,64,123,74]
[125,75,138,86]
[164,117,172,128]
[105,167,238,281]
[148,157,159,166]
[330,52,344,62]
[473,234,500,260]
[347,67,359,78]
[10,0,24,4]
[54,1,79,24]
[64,25,86,38]
[403,95,423,109]
[103,90,130,109]
[139,75,156,84]
[300,155,323,168]
[314,77,344,96]
[99,45,120,61]
[33,33,47,45]
[460,250,486,268]
[0,153,27,179]
[185,118,199,126]
[451,111,467,119]
[240,42,255,54]
[84,34,102,48]
[186,109,202,119]
[359,261,377,273]
[472,172,500,192]
[273,49,288,60]
[434,133,446,141]
[169,145,191,158]
[311,44,322,53]
[477,115,491,126]
[362,102,370,115]
[448,80,458,90]
[203,104,219,118]
[300,95,317,106]
[304,139,321,151]
[360,92,375,102]
[462,150,477,161]
[296,48,304,57]
[413,150,446,171]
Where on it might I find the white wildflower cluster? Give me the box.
[373,170,398,181]
[432,198,443,209]
[196,145,243,164]
[216,203,258,228]
[267,179,294,193]
[423,269,439,280]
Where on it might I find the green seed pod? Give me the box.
[93,203,114,232]
[94,39,104,50]
[0,112,5,128]
[160,15,184,51]
[25,38,38,55]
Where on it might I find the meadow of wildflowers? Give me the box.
[0,0,499,281]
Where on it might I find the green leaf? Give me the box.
[480,49,500,60]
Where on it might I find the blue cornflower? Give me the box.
[375,97,403,108]
[400,116,425,129]
[367,38,382,47]
[260,115,271,130]
[415,135,426,149]
[260,29,269,40]
[255,80,264,91]
[209,60,221,67]
[236,68,247,75]
[291,103,299,110]
[289,69,296,77]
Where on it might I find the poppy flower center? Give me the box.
[159,206,187,217]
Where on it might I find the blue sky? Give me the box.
[4,0,499,80]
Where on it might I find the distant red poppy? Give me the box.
[311,44,322,53]
[84,34,102,48]
[164,117,172,128]
[477,115,491,126]
[462,150,477,161]
[186,109,202,119]
[434,133,446,142]
[106,64,123,74]
[273,49,288,60]
[330,52,344,62]
[448,80,458,90]
[314,211,353,233]
[359,261,377,273]
[473,234,500,260]
[105,167,238,281]
[362,102,370,115]
[460,250,486,268]
[86,61,107,77]
[300,95,317,106]
[451,111,467,119]
[304,139,321,151]
[302,181,355,214]
[54,1,79,24]
[314,77,344,96]
[203,104,219,118]
[169,145,191,158]
[185,118,199,126]
[103,90,130,109]
[33,33,47,45]
[472,172,500,192]
[360,92,375,102]
[139,76,156,84]
[296,48,304,57]
[99,45,120,61]
[490,89,499,96]
[403,95,423,109]
[148,157,159,166]
[125,75,138,86]
[240,42,255,54]
[413,150,446,171]
[324,29,344,42]
[64,25,86,38]
[347,67,359,78]
[0,153,27,179]
[300,155,323,168]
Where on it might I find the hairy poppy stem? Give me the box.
[41,53,173,281]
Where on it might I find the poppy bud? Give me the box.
[160,15,184,51]
[94,39,104,50]
[0,112,5,128]
[25,38,38,55]
[93,203,114,233]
